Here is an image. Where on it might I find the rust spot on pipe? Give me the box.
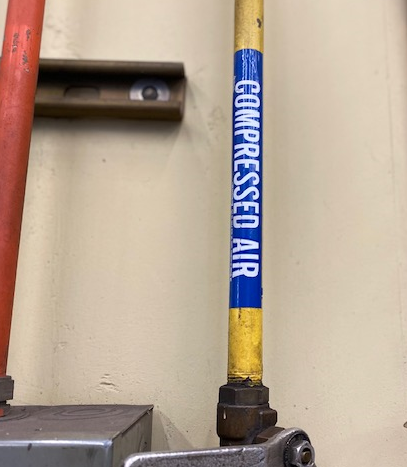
[26,29,31,41]
[12,32,19,53]
[22,51,28,65]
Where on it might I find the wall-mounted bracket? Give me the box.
[35,59,186,121]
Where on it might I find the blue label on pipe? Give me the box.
[229,49,263,309]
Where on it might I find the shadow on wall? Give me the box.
[151,410,194,452]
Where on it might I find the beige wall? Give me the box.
[1,0,407,465]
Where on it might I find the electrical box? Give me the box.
[0,405,153,467]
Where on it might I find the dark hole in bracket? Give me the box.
[141,86,159,101]
[64,86,100,100]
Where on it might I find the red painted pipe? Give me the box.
[0,0,46,378]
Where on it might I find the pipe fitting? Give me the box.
[217,384,278,446]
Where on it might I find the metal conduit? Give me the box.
[0,0,46,414]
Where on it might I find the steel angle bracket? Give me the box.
[34,59,186,121]
[124,428,317,467]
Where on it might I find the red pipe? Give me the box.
[0,0,46,381]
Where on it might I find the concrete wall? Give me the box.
[1,0,407,465]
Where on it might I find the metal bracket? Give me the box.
[124,428,317,467]
[35,59,186,121]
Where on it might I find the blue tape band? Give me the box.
[229,49,263,309]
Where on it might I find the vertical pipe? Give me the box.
[228,0,264,386]
[218,0,277,446]
[0,0,46,404]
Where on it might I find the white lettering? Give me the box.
[231,240,260,278]
[232,239,260,253]
[232,254,259,260]
[234,143,260,159]
[233,186,260,201]
[235,94,261,108]
[232,263,259,278]
[235,109,260,129]
[231,80,262,280]
[234,129,260,142]
[233,201,260,215]
[233,215,259,229]
[235,80,261,94]
[233,172,260,187]
[234,159,260,172]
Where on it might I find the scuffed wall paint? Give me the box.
[0,0,407,465]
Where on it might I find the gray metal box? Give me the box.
[0,405,153,467]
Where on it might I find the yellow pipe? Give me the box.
[228,308,263,385]
[235,0,264,53]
